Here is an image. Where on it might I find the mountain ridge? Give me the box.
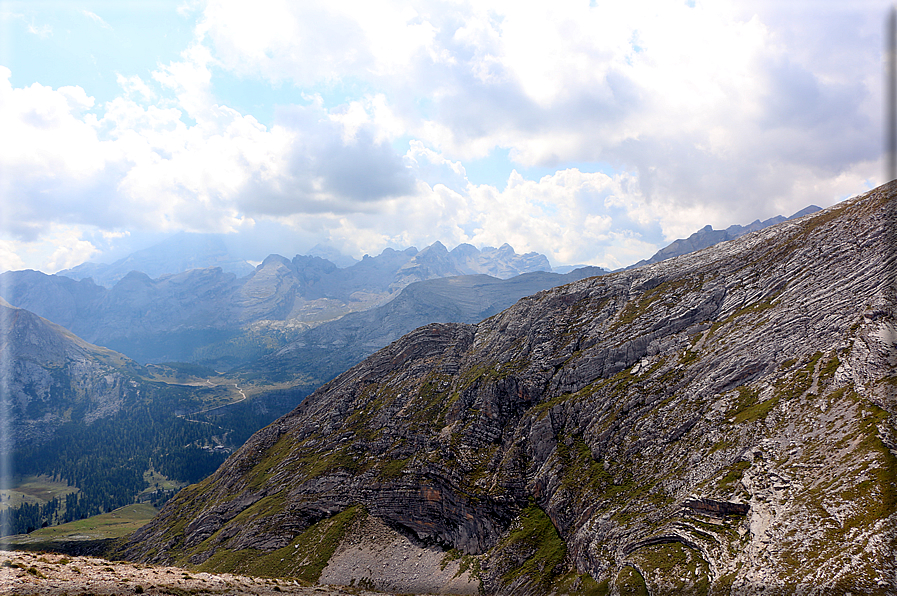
[2,242,558,367]
[251,267,607,385]
[0,298,143,447]
[626,205,822,269]
[119,186,896,594]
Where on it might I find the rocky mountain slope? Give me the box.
[252,267,605,385]
[0,297,145,447]
[120,184,896,595]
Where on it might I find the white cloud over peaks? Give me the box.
[46,227,101,272]
[0,241,26,273]
[0,50,417,271]
[462,169,653,268]
[322,158,660,269]
[196,0,881,232]
[2,1,885,272]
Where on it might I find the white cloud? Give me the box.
[152,42,217,122]
[296,163,661,269]
[47,236,100,272]
[0,224,104,274]
[26,18,51,38]
[460,168,656,268]
[0,68,108,238]
[81,10,112,30]
[0,0,887,273]
[116,74,156,103]
[194,0,881,229]
[0,241,25,273]
[196,0,439,84]
[0,54,417,271]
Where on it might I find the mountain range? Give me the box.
[1,204,819,373]
[250,267,606,385]
[2,196,886,594]
[52,204,821,288]
[1,242,558,368]
[57,234,552,290]
[0,243,598,535]
[625,205,821,269]
[119,184,896,594]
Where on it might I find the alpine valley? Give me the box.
[113,184,897,595]
[0,241,599,539]
[2,186,895,596]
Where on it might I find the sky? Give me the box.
[0,0,889,273]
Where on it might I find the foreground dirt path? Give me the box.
[0,550,385,596]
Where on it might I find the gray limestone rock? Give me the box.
[120,185,896,595]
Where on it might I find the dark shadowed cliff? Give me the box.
[120,184,897,595]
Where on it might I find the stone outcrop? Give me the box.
[120,184,897,595]
[0,298,145,448]
[681,498,750,518]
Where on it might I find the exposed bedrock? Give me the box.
[121,184,897,595]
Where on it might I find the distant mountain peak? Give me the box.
[59,232,255,287]
[259,254,292,268]
[306,243,358,268]
[627,204,824,270]
[416,241,449,256]
[789,204,822,218]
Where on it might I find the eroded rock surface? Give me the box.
[121,184,897,595]
[0,298,146,447]
[318,514,479,595]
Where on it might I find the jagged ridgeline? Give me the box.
[121,184,897,595]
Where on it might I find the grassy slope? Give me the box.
[6,503,158,544]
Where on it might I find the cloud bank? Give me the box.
[0,0,885,272]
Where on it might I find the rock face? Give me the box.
[0,298,145,448]
[121,185,896,595]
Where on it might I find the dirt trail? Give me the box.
[0,550,385,596]
[179,383,248,426]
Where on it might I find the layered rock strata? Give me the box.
[121,184,897,595]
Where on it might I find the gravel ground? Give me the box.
[0,550,385,596]
[318,515,479,595]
